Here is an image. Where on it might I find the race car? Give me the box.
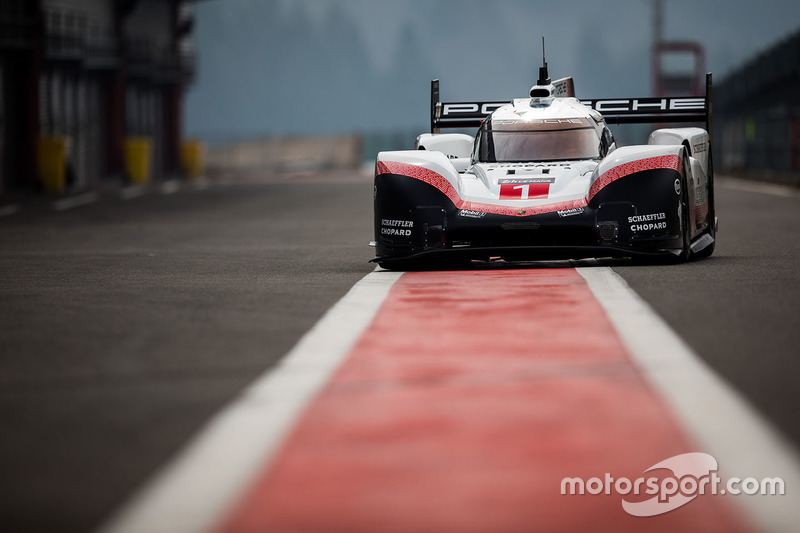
[371,60,717,269]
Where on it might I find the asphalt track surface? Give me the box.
[0,172,798,532]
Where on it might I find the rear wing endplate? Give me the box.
[430,73,713,137]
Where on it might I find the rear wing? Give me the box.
[430,73,713,137]
[429,77,575,131]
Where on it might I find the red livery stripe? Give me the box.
[376,155,682,217]
[587,155,681,199]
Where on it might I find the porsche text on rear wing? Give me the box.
[431,74,713,134]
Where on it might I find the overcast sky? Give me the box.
[185,0,800,141]
[298,0,798,78]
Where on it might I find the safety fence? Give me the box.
[715,28,800,179]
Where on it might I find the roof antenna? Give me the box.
[537,36,551,85]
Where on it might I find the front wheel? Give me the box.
[679,176,692,261]
[692,181,717,260]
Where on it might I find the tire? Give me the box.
[692,175,716,260]
[679,173,692,262]
[692,140,717,260]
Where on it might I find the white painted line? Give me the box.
[0,204,20,217]
[578,266,800,533]
[159,180,182,195]
[98,269,404,533]
[120,186,147,201]
[52,192,99,211]
[718,176,800,198]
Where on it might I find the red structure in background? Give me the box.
[651,41,706,97]
[650,0,706,98]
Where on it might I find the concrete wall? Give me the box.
[205,134,363,174]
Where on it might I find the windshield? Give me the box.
[476,118,601,163]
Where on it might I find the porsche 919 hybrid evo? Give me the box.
[371,59,717,269]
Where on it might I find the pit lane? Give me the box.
[0,172,798,532]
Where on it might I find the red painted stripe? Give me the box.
[217,269,747,532]
[377,155,681,217]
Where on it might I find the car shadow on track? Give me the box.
[374,257,642,272]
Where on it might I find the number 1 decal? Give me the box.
[499,183,551,200]
[513,184,530,199]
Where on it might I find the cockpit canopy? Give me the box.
[474,117,603,163]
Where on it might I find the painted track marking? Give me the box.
[578,266,800,532]
[120,186,147,201]
[52,192,99,211]
[217,268,744,532]
[0,204,20,217]
[99,265,799,533]
[98,270,403,533]
[159,180,182,195]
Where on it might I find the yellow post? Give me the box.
[125,137,152,184]
[36,137,67,193]
[180,140,205,180]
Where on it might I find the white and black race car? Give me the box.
[371,60,716,269]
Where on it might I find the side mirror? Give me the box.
[452,157,470,173]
